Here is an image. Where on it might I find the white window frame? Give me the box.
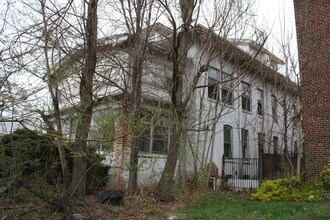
[241,81,251,112]
[224,125,232,158]
[139,114,170,155]
[143,59,172,88]
[208,67,233,105]
[257,89,264,116]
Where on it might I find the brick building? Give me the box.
[294,0,330,177]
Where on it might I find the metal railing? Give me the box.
[223,157,259,189]
[222,154,297,189]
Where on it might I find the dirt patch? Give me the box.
[0,184,210,219]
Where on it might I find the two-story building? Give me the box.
[59,23,298,189]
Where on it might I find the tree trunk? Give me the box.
[156,114,183,201]
[70,0,98,201]
[127,55,144,194]
[156,0,194,202]
[126,0,152,194]
[40,1,72,217]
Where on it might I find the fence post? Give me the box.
[258,150,263,187]
[221,154,225,188]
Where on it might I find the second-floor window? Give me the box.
[221,72,233,105]
[241,81,251,112]
[208,67,233,105]
[143,59,172,88]
[208,67,220,100]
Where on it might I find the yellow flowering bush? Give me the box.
[251,176,322,202]
[320,163,330,191]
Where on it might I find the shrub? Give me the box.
[320,163,330,191]
[85,149,110,194]
[0,128,110,195]
[0,129,60,184]
[251,176,322,202]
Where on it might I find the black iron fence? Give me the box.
[262,154,297,180]
[222,154,297,189]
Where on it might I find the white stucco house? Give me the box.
[58,23,298,189]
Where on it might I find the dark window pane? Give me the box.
[257,100,263,115]
[152,125,168,154]
[139,138,151,153]
[224,143,231,157]
[242,96,251,111]
[208,81,220,100]
[152,139,168,154]
[221,88,233,105]
[224,125,232,158]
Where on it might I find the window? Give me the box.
[151,122,169,154]
[89,109,117,153]
[221,72,233,105]
[241,129,249,158]
[139,114,169,154]
[258,133,265,154]
[241,82,251,111]
[208,67,233,105]
[208,67,220,100]
[257,89,263,116]
[143,59,172,88]
[272,95,278,121]
[224,125,232,157]
[273,136,279,154]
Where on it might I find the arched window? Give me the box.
[224,125,232,158]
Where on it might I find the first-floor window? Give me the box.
[224,125,232,157]
[139,115,169,154]
[241,129,249,158]
[151,122,169,154]
[89,109,116,153]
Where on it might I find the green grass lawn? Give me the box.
[178,191,330,220]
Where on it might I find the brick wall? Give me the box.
[293,0,330,177]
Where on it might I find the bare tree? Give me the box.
[154,0,257,200]
[115,0,156,194]
[70,0,98,201]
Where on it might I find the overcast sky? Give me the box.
[255,0,297,59]
[0,0,299,134]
